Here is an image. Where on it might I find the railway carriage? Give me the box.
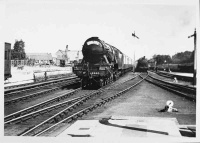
[73,37,134,89]
[5,42,12,80]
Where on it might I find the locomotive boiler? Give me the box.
[73,37,134,89]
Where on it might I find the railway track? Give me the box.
[4,72,136,106]
[148,71,196,91]
[4,73,145,136]
[146,72,196,101]
[4,73,75,90]
[5,73,140,123]
[149,70,193,82]
[5,72,195,136]
[21,73,145,136]
[4,76,80,98]
[4,78,80,105]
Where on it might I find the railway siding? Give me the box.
[4,72,196,137]
[4,73,143,136]
[147,71,196,101]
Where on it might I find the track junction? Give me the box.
[4,71,196,137]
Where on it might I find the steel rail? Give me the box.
[5,87,59,105]
[105,74,139,89]
[34,106,98,136]
[33,74,146,136]
[145,76,196,101]
[148,73,196,93]
[4,89,80,123]
[148,70,174,78]
[5,73,138,123]
[149,70,193,82]
[5,79,79,105]
[4,78,80,97]
[5,91,88,125]
[4,76,78,94]
[19,90,102,136]
[102,74,146,102]
[4,74,75,90]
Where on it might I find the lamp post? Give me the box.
[164,60,170,72]
[188,28,197,86]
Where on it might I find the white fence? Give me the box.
[11,60,29,67]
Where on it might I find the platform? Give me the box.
[58,116,182,137]
[159,71,193,78]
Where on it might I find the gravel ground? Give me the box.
[82,80,196,125]
[46,72,196,137]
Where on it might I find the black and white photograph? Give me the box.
[1,0,199,142]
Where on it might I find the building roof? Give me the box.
[55,50,66,60]
[55,49,83,61]
[56,50,66,55]
[26,53,53,60]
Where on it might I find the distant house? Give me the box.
[26,53,53,64]
[55,48,83,66]
[55,50,68,66]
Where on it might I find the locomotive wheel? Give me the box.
[99,79,104,87]
[108,78,111,83]
[104,80,106,85]
[81,78,88,89]
[110,75,113,82]
[105,80,108,85]
[105,80,107,85]
[113,74,116,81]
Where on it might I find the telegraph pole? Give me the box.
[132,31,139,72]
[188,28,197,86]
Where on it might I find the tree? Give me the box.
[172,51,193,64]
[11,39,26,60]
[153,54,172,65]
[189,51,194,63]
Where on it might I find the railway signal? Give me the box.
[188,28,197,86]
[132,31,139,71]
[132,31,139,39]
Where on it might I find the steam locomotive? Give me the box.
[73,37,134,89]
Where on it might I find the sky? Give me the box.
[1,0,199,60]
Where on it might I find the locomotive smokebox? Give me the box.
[82,37,104,64]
